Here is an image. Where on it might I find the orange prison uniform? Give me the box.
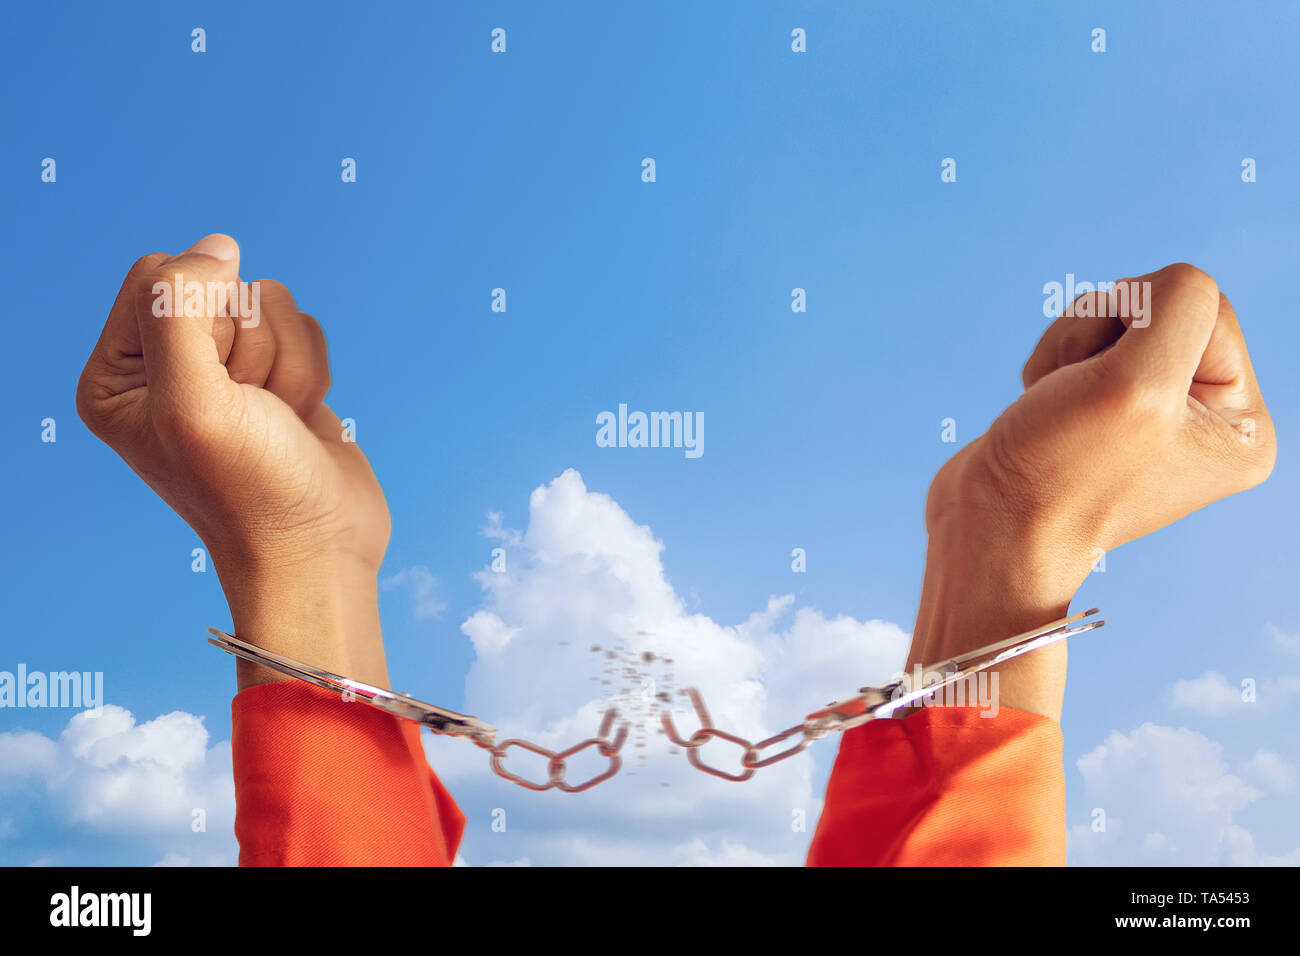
[231,681,1064,866]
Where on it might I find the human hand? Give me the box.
[931,262,1275,598]
[76,234,392,686]
[910,264,1275,719]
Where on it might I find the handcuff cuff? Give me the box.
[207,607,1103,792]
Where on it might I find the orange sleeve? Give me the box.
[806,705,1064,866]
[230,680,465,866]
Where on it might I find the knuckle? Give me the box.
[141,256,225,295]
[298,310,324,339]
[1064,291,1105,319]
[1251,443,1278,485]
[1158,262,1219,307]
[253,278,296,310]
[303,371,331,409]
[254,278,288,294]
[129,255,177,307]
[1020,360,1036,389]
[306,315,331,377]
[1239,414,1278,485]
[128,252,170,279]
[1257,438,1278,482]
[74,367,127,440]
[1189,403,1277,492]
[74,375,106,433]
[297,312,332,405]
[1055,323,1091,366]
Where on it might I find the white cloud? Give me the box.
[428,469,908,866]
[1170,671,1246,717]
[1241,750,1298,795]
[0,730,59,782]
[1170,669,1300,717]
[0,706,236,865]
[1267,624,1300,656]
[1068,722,1299,866]
[483,511,522,548]
[461,611,520,655]
[670,839,787,867]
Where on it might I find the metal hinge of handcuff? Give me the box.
[207,607,1102,792]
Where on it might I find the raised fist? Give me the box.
[76,234,391,683]
[929,262,1276,600]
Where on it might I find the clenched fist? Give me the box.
[77,234,392,687]
[932,263,1275,594]
[911,263,1276,719]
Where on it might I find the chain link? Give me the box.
[465,707,631,793]
[461,686,861,791]
[660,687,864,779]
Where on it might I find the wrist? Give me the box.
[907,503,1083,722]
[214,551,390,692]
[910,515,1079,665]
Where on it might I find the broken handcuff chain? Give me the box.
[208,608,1103,793]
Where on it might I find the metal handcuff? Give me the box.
[208,607,1103,792]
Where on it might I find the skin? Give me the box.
[910,265,1275,719]
[78,237,1276,719]
[77,235,391,690]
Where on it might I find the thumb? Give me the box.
[135,234,242,415]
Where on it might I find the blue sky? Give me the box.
[2,1,1298,865]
